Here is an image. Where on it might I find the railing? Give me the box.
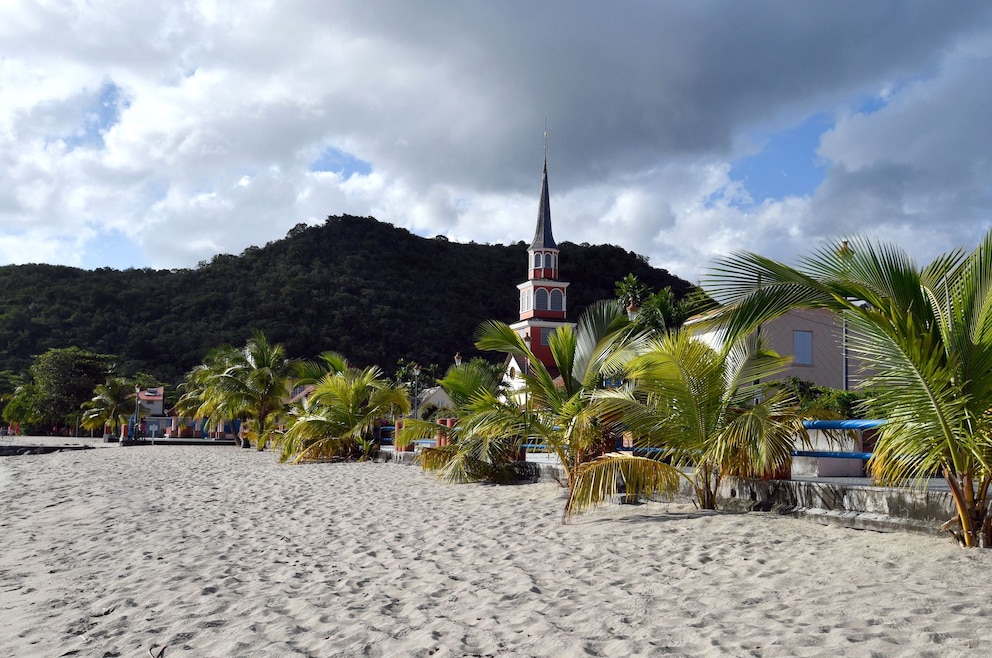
[791,419,884,460]
[404,419,887,462]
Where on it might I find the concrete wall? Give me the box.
[792,428,865,477]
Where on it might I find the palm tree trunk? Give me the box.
[942,467,991,547]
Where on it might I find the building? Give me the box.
[506,157,575,388]
[415,385,454,415]
[136,386,165,416]
[689,307,867,390]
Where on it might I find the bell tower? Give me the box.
[509,156,571,369]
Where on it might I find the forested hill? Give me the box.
[0,215,692,385]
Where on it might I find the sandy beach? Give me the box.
[2,446,992,657]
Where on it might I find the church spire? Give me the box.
[529,159,557,250]
[510,145,571,372]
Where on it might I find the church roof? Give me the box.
[529,159,557,250]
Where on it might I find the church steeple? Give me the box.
[527,159,561,281]
[510,151,571,369]
[529,160,557,251]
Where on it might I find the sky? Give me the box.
[2,1,991,283]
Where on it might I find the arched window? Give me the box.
[533,252,542,269]
[550,289,564,311]
[535,288,549,310]
[548,253,556,270]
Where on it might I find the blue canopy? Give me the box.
[802,420,885,430]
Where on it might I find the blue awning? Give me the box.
[802,420,885,430]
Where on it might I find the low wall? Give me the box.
[382,448,955,536]
[721,477,954,535]
[0,445,94,457]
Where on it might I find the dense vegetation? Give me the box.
[0,215,691,390]
[707,231,992,547]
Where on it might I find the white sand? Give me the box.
[2,446,992,657]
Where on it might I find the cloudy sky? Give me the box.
[3,1,991,282]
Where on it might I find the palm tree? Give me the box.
[294,350,350,385]
[566,330,806,519]
[473,300,650,490]
[280,365,409,463]
[174,349,234,439]
[176,333,299,449]
[615,273,649,317]
[397,357,521,483]
[615,274,715,336]
[703,232,992,547]
[80,377,136,437]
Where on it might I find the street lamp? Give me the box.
[412,363,421,420]
[522,332,532,400]
[131,384,141,444]
[521,332,532,461]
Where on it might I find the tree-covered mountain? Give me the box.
[0,215,692,386]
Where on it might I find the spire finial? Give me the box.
[544,117,548,162]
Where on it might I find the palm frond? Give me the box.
[564,454,683,520]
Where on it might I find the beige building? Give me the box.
[691,307,867,390]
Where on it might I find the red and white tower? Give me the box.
[509,158,573,370]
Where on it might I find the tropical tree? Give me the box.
[615,273,650,316]
[472,300,650,490]
[565,330,807,519]
[398,357,521,483]
[81,377,137,436]
[280,365,409,462]
[0,370,20,424]
[702,232,992,547]
[174,348,233,439]
[615,274,714,336]
[2,382,43,434]
[177,333,300,449]
[31,347,116,434]
[295,350,350,385]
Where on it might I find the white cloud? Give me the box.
[1,0,991,282]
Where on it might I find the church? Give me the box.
[505,156,575,388]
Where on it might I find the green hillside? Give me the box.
[0,215,692,385]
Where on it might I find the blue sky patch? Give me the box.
[64,81,127,150]
[729,112,834,205]
[82,227,147,270]
[309,146,372,178]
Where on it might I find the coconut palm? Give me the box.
[703,232,992,547]
[174,349,233,438]
[615,273,649,316]
[176,333,299,449]
[566,330,806,519]
[472,300,650,490]
[80,377,136,436]
[398,357,522,483]
[294,350,350,385]
[280,365,409,463]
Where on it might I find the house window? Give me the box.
[541,329,551,346]
[533,253,542,269]
[550,289,563,311]
[535,288,549,310]
[794,330,813,365]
